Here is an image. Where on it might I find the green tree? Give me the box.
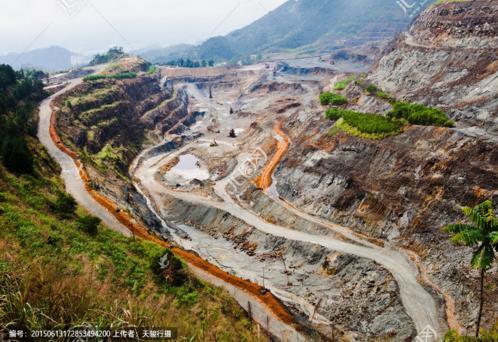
[1,136,33,174]
[444,200,498,337]
[0,64,16,90]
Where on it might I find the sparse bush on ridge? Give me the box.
[89,47,126,66]
[83,71,137,82]
[333,76,355,91]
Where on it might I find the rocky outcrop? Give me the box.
[369,0,498,133]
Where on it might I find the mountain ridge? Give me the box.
[140,0,436,64]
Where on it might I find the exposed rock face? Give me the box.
[409,0,498,49]
[277,123,498,332]
[158,195,415,341]
[139,87,196,138]
[275,1,498,334]
[369,0,498,133]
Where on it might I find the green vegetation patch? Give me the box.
[388,102,454,127]
[321,90,455,140]
[164,58,215,68]
[67,86,120,109]
[89,47,127,66]
[147,65,158,74]
[80,101,125,126]
[83,72,137,82]
[342,111,402,135]
[326,108,402,139]
[333,76,355,91]
[320,92,348,106]
[94,143,127,168]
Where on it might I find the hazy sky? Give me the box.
[0,0,287,55]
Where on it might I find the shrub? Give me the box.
[147,65,157,74]
[388,102,454,127]
[320,92,348,106]
[50,191,77,217]
[325,108,343,120]
[366,84,379,95]
[175,286,198,306]
[83,72,137,82]
[333,76,355,91]
[341,111,402,135]
[77,215,101,236]
[0,136,33,174]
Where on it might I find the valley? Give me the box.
[10,0,497,341]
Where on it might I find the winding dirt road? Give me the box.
[38,78,132,237]
[133,128,446,339]
[38,79,305,341]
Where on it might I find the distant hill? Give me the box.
[137,44,197,65]
[0,46,73,71]
[139,0,435,63]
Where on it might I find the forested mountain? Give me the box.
[140,0,435,63]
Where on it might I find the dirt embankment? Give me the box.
[254,121,290,190]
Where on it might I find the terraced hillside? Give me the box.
[53,58,200,232]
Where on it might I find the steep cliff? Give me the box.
[369,0,498,133]
[275,0,498,334]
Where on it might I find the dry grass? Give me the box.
[0,251,264,340]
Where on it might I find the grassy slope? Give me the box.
[0,138,263,341]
